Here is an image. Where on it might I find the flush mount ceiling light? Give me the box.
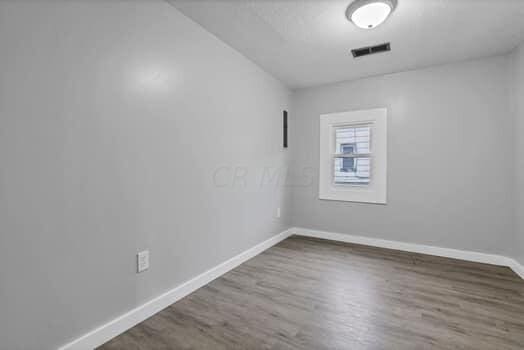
[346,0,397,29]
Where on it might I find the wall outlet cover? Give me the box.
[137,250,150,273]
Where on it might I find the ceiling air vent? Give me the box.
[351,43,391,58]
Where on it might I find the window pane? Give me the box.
[334,157,370,184]
[334,126,371,185]
[335,126,370,154]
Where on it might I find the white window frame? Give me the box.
[319,108,387,204]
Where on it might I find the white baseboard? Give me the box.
[507,258,524,279]
[58,228,294,350]
[291,227,524,280]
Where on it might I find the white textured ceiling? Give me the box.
[169,0,524,89]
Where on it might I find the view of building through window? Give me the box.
[334,126,371,185]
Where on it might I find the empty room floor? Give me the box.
[98,236,524,350]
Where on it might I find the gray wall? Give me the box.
[512,43,524,264]
[290,56,515,257]
[0,1,290,349]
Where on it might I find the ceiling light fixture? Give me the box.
[346,0,397,29]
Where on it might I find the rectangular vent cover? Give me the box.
[351,43,391,58]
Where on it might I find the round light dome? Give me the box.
[346,0,397,29]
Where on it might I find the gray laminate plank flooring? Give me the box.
[98,235,524,350]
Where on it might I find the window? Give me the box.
[334,127,370,184]
[319,108,387,204]
[340,144,356,172]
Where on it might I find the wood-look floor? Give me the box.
[98,235,524,350]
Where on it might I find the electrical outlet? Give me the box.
[137,250,149,273]
[276,207,281,218]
